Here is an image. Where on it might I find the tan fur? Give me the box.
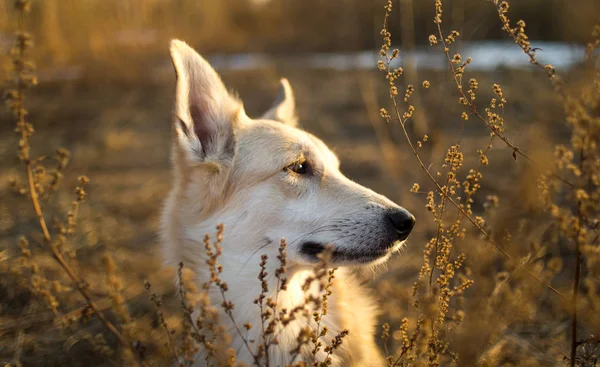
[161,40,414,366]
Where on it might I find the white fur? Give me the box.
[161,40,414,366]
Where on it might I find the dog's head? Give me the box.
[165,40,414,268]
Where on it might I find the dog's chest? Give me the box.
[228,291,347,366]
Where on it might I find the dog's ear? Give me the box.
[262,78,297,126]
[170,39,243,165]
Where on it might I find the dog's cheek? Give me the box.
[278,175,307,200]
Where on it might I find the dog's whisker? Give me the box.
[238,238,273,274]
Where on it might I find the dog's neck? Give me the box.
[180,228,347,364]
[192,250,346,364]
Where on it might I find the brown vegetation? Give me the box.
[1,0,600,366]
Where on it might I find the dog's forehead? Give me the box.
[237,120,314,162]
[232,119,340,181]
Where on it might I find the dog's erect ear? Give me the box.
[170,39,243,165]
[261,78,297,126]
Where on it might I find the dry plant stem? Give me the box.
[162,318,180,362]
[570,238,581,367]
[202,235,261,365]
[164,325,180,364]
[288,340,304,365]
[12,10,145,367]
[19,88,146,367]
[258,297,270,366]
[217,286,261,366]
[387,92,565,300]
[491,1,568,92]
[570,150,586,367]
[203,232,261,365]
[433,21,574,189]
[1,282,145,333]
[447,135,496,261]
[490,5,599,360]
[254,256,270,367]
[393,3,569,299]
[310,269,334,363]
[390,321,421,367]
[146,284,180,363]
[428,168,452,292]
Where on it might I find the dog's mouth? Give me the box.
[299,241,403,265]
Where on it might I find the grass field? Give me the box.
[1,0,600,366]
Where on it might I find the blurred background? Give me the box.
[1,0,599,81]
[1,0,599,365]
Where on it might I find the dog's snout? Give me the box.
[387,209,415,241]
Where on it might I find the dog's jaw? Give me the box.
[298,239,407,266]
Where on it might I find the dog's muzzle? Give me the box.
[299,208,415,264]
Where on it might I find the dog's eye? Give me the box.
[285,161,309,174]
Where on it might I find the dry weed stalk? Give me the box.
[4,1,146,365]
[431,0,576,192]
[145,280,180,363]
[379,1,567,304]
[172,228,347,367]
[490,3,600,366]
[378,0,600,364]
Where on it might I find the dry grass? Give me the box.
[1,0,600,366]
[376,1,600,365]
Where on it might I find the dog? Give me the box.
[161,40,415,366]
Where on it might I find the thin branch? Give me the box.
[10,6,146,366]
[381,63,566,298]
[433,17,575,189]
[570,147,585,367]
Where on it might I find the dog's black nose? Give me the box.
[387,209,415,241]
